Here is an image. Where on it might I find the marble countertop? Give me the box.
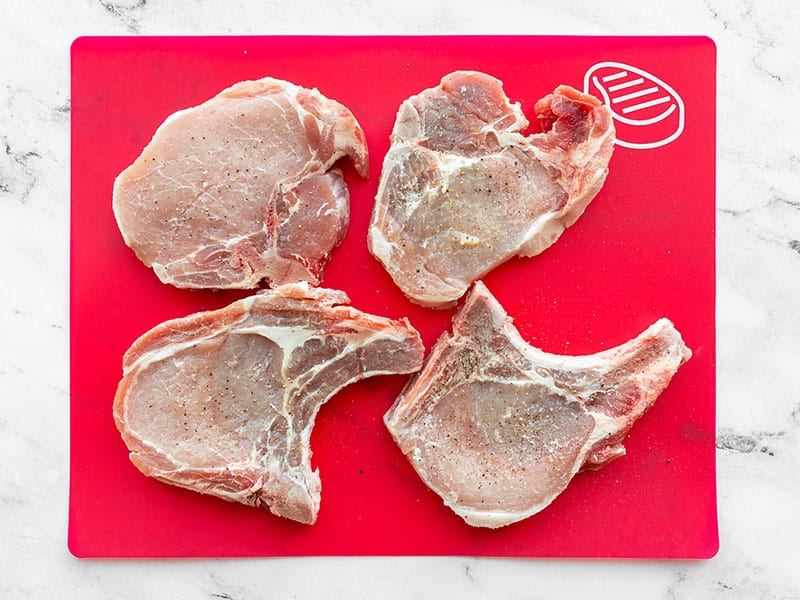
[2,1,799,598]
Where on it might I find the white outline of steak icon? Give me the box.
[584,61,684,150]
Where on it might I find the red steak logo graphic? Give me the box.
[584,61,684,150]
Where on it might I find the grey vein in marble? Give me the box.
[98,0,148,34]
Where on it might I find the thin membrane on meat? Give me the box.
[113,77,369,289]
[114,283,424,525]
[384,281,691,528]
[368,71,615,308]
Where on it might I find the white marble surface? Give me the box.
[2,0,799,598]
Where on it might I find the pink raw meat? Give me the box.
[385,281,691,528]
[113,77,368,289]
[114,283,424,524]
[368,71,615,308]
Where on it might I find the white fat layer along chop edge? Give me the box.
[129,311,413,379]
[366,223,395,271]
[368,148,404,265]
[512,317,676,371]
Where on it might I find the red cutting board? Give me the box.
[69,36,717,558]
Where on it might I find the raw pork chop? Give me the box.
[114,283,424,524]
[384,282,691,528]
[113,77,369,289]
[368,71,615,308]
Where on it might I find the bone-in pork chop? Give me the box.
[368,71,615,308]
[114,283,424,524]
[113,77,368,289]
[384,282,691,528]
